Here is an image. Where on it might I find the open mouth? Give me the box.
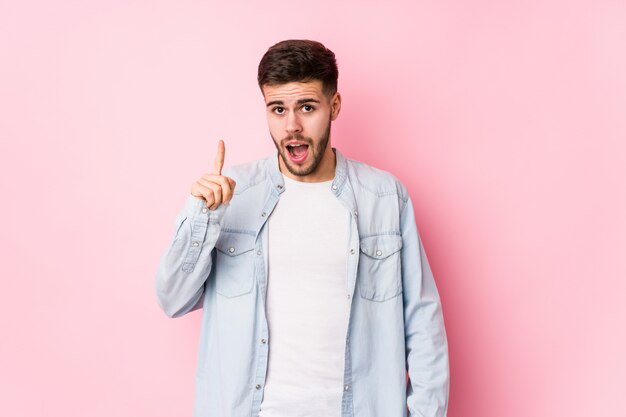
[286,143,309,163]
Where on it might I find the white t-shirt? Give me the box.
[258,175,351,417]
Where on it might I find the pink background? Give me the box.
[1,1,625,416]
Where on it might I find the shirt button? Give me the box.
[344,384,350,391]
[261,338,267,344]
[192,242,200,247]
[277,184,283,190]
[332,184,337,190]
[257,250,262,256]
[255,384,262,390]
[353,210,358,217]
[201,207,208,214]
[228,247,235,253]
[349,249,355,255]
[261,212,267,217]
[376,250,382,256]
[347,294,351,299]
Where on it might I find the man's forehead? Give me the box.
[262,80,326,103]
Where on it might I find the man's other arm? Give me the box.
[400,196,450,416]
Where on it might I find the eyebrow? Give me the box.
[266,98,321,107]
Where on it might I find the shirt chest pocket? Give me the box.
[357,234,403,302]
[214,231,256,298]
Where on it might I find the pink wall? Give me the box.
[1,1,624,416]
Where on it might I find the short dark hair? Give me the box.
[257,39,338,96]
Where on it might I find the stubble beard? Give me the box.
[272,119,331,177]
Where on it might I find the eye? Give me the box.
[302,105,314,112]
[272,107,285,115]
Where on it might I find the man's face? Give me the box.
[262,80,341,181]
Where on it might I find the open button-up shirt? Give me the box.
[156,148,449,417]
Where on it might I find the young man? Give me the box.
[156,39,449,417]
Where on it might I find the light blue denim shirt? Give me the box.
[156,148,449,417]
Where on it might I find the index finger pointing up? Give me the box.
[212,139,225,175]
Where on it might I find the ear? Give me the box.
[330,92,342,121]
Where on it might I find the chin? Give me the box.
[282,157,315,177]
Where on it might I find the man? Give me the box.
[156,39,449,417]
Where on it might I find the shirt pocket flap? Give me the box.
[214,231,256,298]
[215,231,256,256]
[358,234,403,302]
[359,234,403,259]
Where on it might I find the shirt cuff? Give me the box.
[184,194,228,224]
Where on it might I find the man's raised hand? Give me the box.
[190,140,236,210]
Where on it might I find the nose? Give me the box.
[285,111,302,135]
